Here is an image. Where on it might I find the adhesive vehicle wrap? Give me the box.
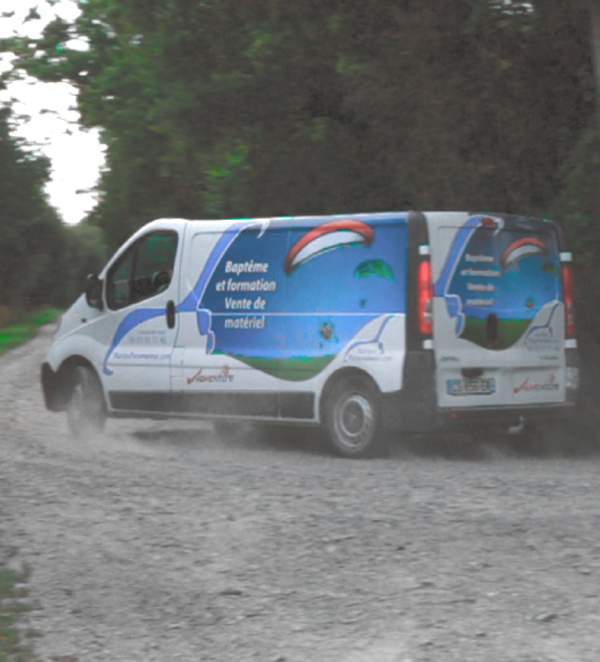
[185,216,409,383]
[434,214,562,350]
[428,212,568,410]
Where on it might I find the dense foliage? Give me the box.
[4,0,594,246]
[1,1,599,406]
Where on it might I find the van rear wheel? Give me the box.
[324,376,383,458]
[66,366,106,439]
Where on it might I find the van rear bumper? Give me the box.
[439,402,576,429]
[382,348,580,432]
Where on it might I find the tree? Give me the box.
[3,1,594,247]
[589,0,600,114]
[0,100,106,310]
[0,106,63,308]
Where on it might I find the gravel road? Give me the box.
[1,324,600,662]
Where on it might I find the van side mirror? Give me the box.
[85,274,104,311]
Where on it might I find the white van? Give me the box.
[41,212,580,457]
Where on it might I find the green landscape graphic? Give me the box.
[223,353,336,381]
[461,317,533,350]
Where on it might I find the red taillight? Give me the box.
[418,259,433,336]
[561,263,575,337]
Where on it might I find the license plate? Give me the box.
[447,377,496,396]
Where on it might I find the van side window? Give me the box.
[106,231,178,310]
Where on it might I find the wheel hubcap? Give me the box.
[334,394,374,449]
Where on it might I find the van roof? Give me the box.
[139,211,553,236]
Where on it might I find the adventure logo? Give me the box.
[514,372,559,394]
[187,365,234,385]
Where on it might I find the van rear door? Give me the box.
[427,213,568,410]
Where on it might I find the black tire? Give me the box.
[66,366,107,439]
[323,376,383,458]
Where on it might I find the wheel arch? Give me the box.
[43,355,103,412]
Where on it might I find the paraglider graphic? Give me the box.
[354,259,394,283]
[283,219,374,275]
[500,237,548,271]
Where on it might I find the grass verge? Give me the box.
[0,550,36,662]
[0,308,62,358]
[0,306,58,659]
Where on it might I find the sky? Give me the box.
[0,0,105,226]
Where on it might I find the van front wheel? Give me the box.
[66,366,106,439]
[324,377,383,458]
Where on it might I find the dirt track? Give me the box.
[1,324,600,661]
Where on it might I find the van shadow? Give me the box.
[126,426,521,461]
[249,425,332,456]
[394,423,600,461]
[128,422,332,457]
[391,432,491,461]
[130,427,214,447]
[127,421,600,461]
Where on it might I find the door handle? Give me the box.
[166,300,176,329]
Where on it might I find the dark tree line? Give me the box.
[0,106,106,311]
[3,1,593,242]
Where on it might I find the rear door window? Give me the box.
[436,219,561,350]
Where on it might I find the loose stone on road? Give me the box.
[0,325,599,661]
